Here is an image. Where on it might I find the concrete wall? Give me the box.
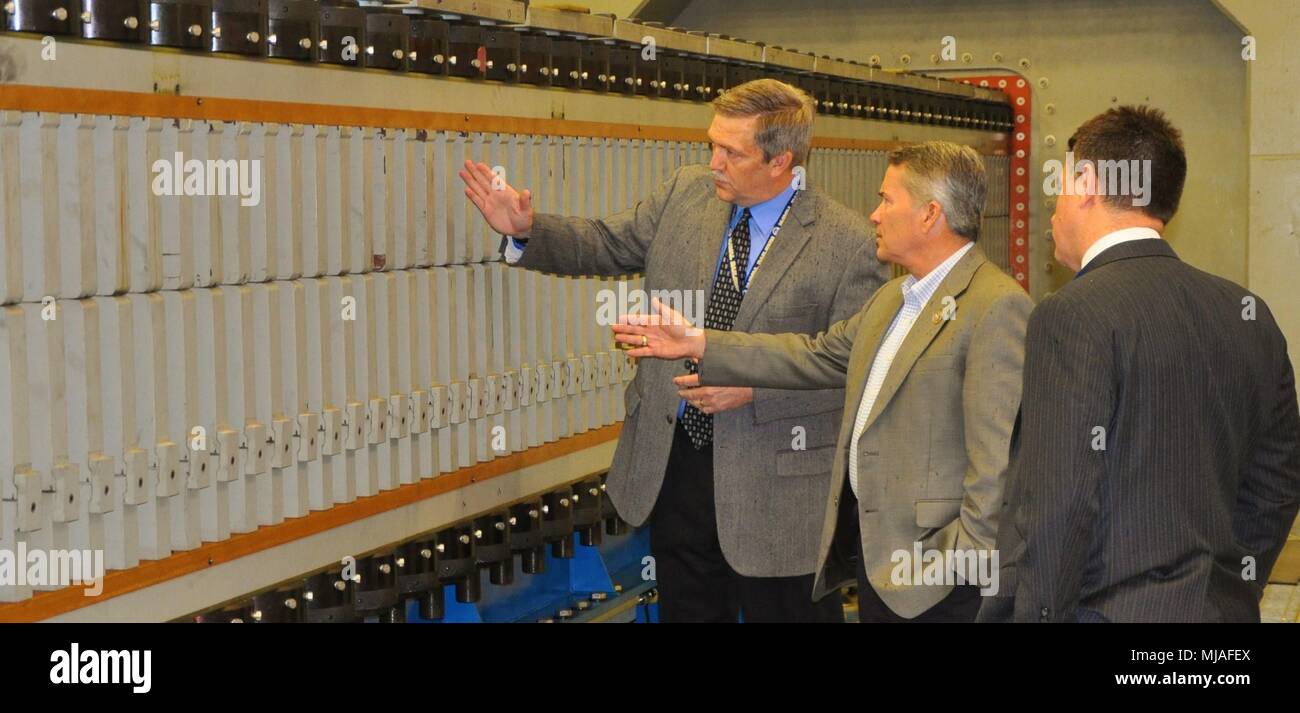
[1215,0,1300,418]
[671,0,1251,300]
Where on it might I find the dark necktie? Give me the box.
[681,208,752,449]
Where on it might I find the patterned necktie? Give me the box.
[681,208,752,449]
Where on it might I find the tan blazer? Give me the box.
[698,245,1031,617]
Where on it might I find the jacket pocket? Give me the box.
[752,387,843,425]
[775,444,837,477]
[914,498,962,528]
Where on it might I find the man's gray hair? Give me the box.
[712,78,816,167]
[887,141,987,241]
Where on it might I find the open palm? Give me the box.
[459,159,534,236]
[611,298,705,361]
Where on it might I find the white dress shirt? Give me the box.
[847,241,974,496]
[1080,226,1161,271]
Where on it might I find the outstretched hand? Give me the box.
[611,298,706,361]
[458,160,535,237]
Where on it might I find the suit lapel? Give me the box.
[696,197,735,298]
[859,246,987,433]
[732,191,815,331]
[836,284,903,447]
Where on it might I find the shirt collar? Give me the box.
[737,183,797,236]
[901,241,975,309]
[1080,226,1162,270]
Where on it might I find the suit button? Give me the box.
[832,496,839,506]
[1040,606,1050,622]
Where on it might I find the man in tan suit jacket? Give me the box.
[616,141,1031,621]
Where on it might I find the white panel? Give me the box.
[161,290,202,551]
[322,125,345,277]
[469,263,492,463]
[300,124,323,280]
[271,123,301,281]
[220,286,257,534]
[410,269,436,480]
[430,267,454,473]
[188,120,218,288]
[250,283,283,526]
[301,277,332,510]
[346,126,368,275]
[0,307,29,600]
[0,113,21,305]
[20,112,55,304]
[451,266,473,468]
[245,122,270,284]
[193,288,230,543]
[450,132,470,266]
[157,119,183,291]
[369,126,390,273]
[433,130,451,267]
[128,293,171,560]
[218,122,251,285]
[469,132,487,263]
[346,274,377,497]
[409,130,432,269]
[94,296,140,571]
[61,300,106,557]
[20,304,58,587]
[368,272,398,490]
[59,114,95,298]
[271,279,310,515]
[390,271,415,485]
[323,276,355,503]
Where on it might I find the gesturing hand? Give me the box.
[611,298,706,361]
[458,159,535,237]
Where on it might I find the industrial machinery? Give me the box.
[0,0,1014,622]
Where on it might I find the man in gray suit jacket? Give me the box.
[617,141,1032,621]
[460,79,886,622]
[979,106,1300,622]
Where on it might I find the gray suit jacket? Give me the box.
[698,246,1031,617]
[513,164,887,576]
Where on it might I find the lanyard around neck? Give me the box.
[726,189,799,295]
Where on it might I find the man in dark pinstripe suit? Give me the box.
[980,106,1300,622]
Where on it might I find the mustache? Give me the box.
[711,171,729,184]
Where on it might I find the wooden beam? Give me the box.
[0,84,1008,154]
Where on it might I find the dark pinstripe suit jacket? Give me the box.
[979,238,1300,622]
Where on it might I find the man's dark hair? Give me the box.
[1068,105,1186,224]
